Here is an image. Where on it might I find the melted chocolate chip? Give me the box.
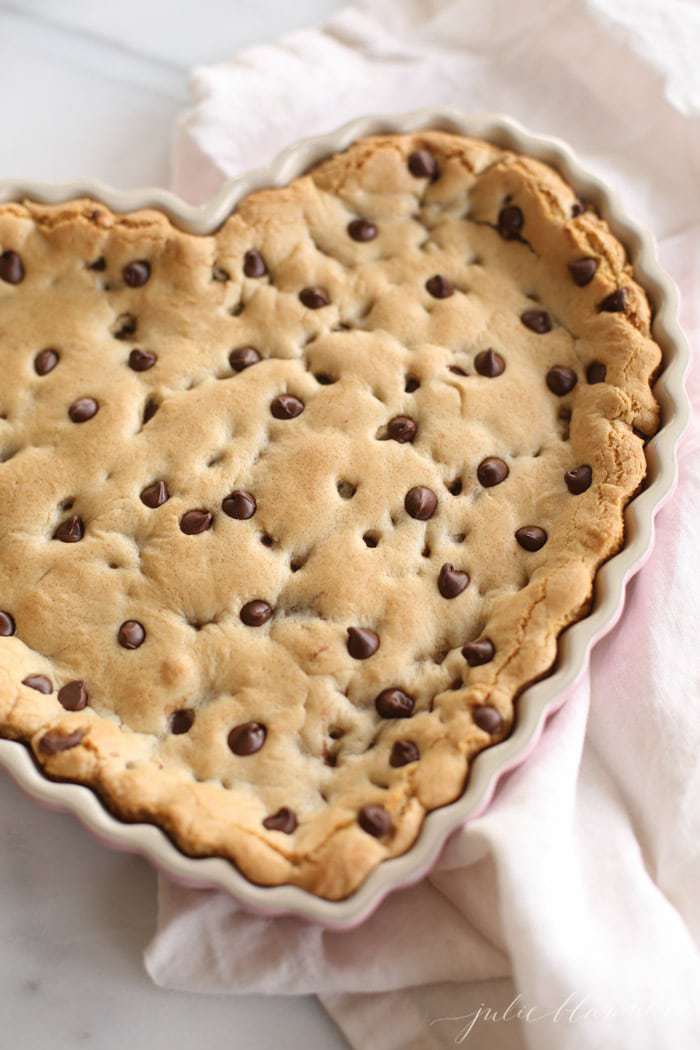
[375,688,415,719]
[118,620,146,649]
[546,366,578,396]
[521,309,552,334]
[474,349,505,377]
[170,709,195,734]
[263,807,297,833]
[228,721,267,755]
[88,256,107,272]
[477,457,509,487]
[243,249,268,278]
[128,348,157,371]
[387,415,417,443]
[407,149,438,180]
[0,611,15,636]
[389,739,420,767]
[599,288,627,313]
[358,804,393,837]
[498,205,524,240]
[347,219,378,242]
[58,680,88,711]
[113,313,137,340]
[347,627,380,659]
[564,465,593,494]
[0,250,24,284]
[222,490,256,519]
[68,397,99,423]
[39,729,85,755]
[240,600,273,627]
[34,349,59,376]
[53,515,84,543]
[140,480,169,508]
[299,287,330,309]
[473,705,503,733]
[568,257,598,286]
[437,563,469,599]
[462,638,495,666]
[22,674,53,694]
[229,346,261,372]
[586,361,607,384]
[404,486,437,520]
[425,274,454,299]
[515,526,548,551]
[271,394,304,420]
[180,509,213,535]
[123,260,151,287]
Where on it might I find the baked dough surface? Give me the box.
[0,133,660,899]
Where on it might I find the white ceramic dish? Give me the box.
[0,109,690,929]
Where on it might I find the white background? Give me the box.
[0,2,348,1047]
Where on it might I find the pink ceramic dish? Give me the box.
[0,110,690,929]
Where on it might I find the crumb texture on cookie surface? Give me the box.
[0,132,661,899]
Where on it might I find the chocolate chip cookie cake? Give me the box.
[0,131,660,899]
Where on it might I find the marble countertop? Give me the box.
[0,2,347,1046]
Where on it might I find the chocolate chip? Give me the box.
[375,688,415,719]
[599,288,626,313]
[113,313,137,340]
[438,563,469,599]
[568,257,598,286]
[240,600,272,627]
[0,250,24,284]
[477,457,509,487]
[39,729,85,755]
[222,490,256,519]
[53,515,84,543]
[358,804,393,837]
[407,149,438,180]
[389,740,420,767]
[447,477,463,495]
[425,274,454,299]
[515,526,548,551]
[462,638,495,666]
[179,509,213,535]
[34,349,59,376]
[128,348,157,371]
[68,397,99,423]
[586,361,607,384]
[521,309,552,334]
[564,465,592,494]
[474,349,505,377]
[299,287,330,309]
[229,346,261,372]
[243,249,267,278]
[473,705,503,733]
[405,375,420,393]
[263,807,297,833]
[387,415,417,443]
[58,680,88,711]
[212,266,229,283]
[271,394,304,420]
[0,611,15,636]
[347,627,380,659]
[142,398,159,424]
[546,366,577,396]
[404,486,437,520]
[571,201,584,217]
[449,365,467,376]
[22,674,52,694]
[118,620,146,649]
[347,219,378,242]
[498,205,524,240]
[123,260,151,287]
[228,721,267,755]
[314,372,336,385]
[140,480,169,508]
[170,709,194,734]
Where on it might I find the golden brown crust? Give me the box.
[0,132,660,898]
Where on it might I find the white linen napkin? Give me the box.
[148,3,700,1047]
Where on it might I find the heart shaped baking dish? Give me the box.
[0,109,690,929]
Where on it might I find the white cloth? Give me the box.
[148,3,700,1047]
